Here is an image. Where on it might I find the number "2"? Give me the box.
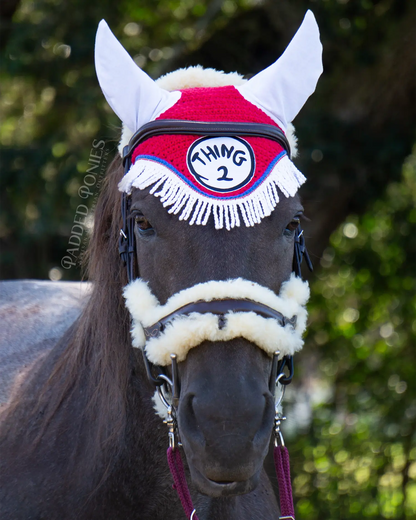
[217,166,233,182]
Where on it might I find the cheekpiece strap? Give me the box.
[119,153,135,283]
[293,226,313,277]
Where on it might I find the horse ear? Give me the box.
[95,20,181,133]
[236,10,323,129]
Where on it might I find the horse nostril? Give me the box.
[253,392,275,443]
[178,393,205,446]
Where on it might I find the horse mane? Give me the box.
[1,68,251,497]
[0,153,136,492]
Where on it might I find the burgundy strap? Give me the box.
[167,447,199,520]
[167,444,294,520]
[274,445,295,519]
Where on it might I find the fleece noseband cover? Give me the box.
[123,274,309,366]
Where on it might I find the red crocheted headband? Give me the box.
[119,86,305,229]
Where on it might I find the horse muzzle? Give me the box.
[176,338,276,497]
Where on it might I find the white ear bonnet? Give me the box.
[95,11,323,230]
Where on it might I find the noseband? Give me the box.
[144,299,298,340]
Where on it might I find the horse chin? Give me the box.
[189,464,261,498]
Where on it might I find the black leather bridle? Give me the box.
[118,120,312,390]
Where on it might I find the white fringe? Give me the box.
[118,154,305,230]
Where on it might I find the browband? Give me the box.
[122,120,292,164]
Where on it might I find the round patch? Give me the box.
[186,136,255,193]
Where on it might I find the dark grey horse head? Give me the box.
[130,186,306,497]
[95,10,322,500]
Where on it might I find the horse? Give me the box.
[0,10,322,520]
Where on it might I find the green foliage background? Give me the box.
[288,153,416,518]
[0,0,415,518]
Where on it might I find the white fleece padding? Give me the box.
[123,274,309,366]
[117,68,299,158]
[152,390,169,419]
[156,65,247,90]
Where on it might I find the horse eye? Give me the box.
[284,218,300,236]
[134,214,154,235]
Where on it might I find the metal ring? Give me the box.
[157,374,173,388]
[157,374,174,410]
[275,375,286,410]
[157,385,171,409]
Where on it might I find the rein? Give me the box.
[119,119,312,520]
